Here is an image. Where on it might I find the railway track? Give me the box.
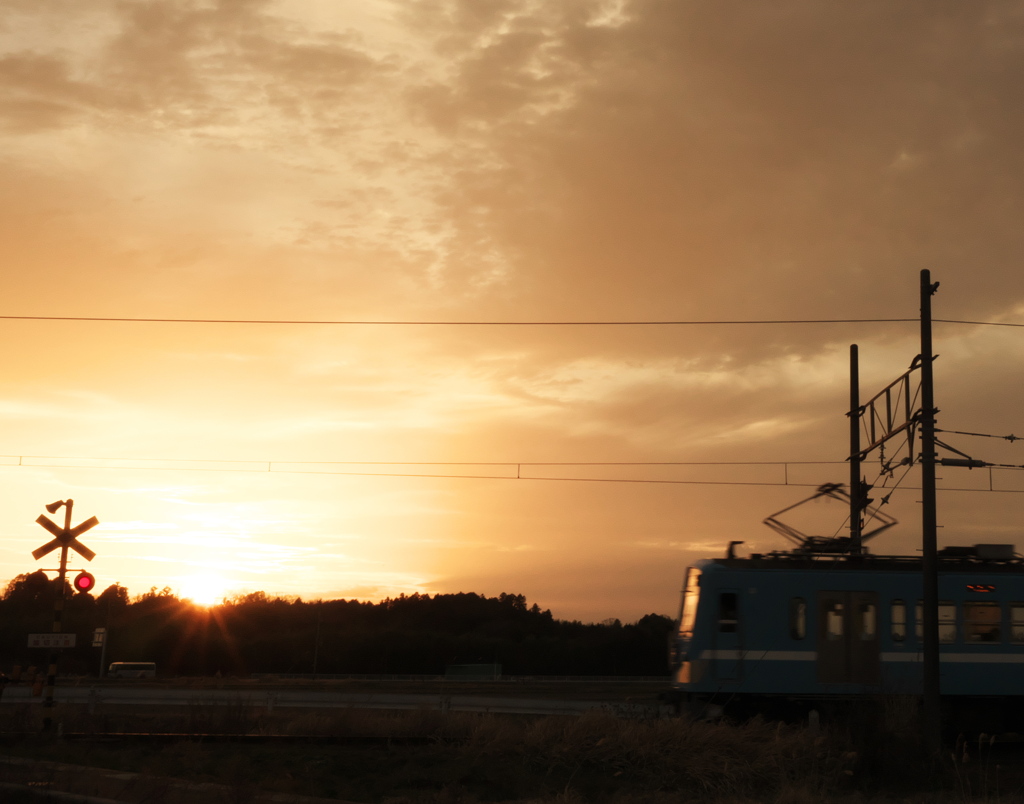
[0,683,671,718]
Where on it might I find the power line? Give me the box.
[0,455,844,478]
[2,454,1022,492]
[937,428,1021,442]
[935,319,1024,328]
[0,456,845,467]
[0,315,920,326]
[0,454,837,486]
[0,314,1018,327]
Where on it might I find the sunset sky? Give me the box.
[2,1,1024,621]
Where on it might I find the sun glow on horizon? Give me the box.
[179,571,233,607]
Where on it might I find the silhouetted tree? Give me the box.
[0,581,672,677]
[3,571,54,610]
[96,583,130,610]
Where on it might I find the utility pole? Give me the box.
[842,274,941,751]
[849,344,863,554]
[920,269,941,752]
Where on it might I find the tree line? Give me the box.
[0,571,674,677]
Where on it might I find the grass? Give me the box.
[1,700,1020,803]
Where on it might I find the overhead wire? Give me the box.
[0,315,920,325]
[0,314,1019,326]
[1,453,1022,492]
[0,456,846,467]
[936,428,1021,442]
[0,455,843,485]
[0,313,1019,491]
[934,319,1024,328]
[828,457,914,542]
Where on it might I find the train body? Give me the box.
[670,543,1024,724]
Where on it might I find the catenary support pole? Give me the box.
[920,270,941,753]
[849,344,862,554]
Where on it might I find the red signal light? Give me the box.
[73,571,96,593]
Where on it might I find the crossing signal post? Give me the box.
[30,498,99,729]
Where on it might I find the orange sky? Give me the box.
[2,1,1024,621]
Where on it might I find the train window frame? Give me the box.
[963,600,1002,644]
[890,599,907,643]
[915,600,957,644]
[789,597,806,640]
[718,591,738,634]
[1011,603,1024,645]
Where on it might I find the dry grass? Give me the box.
[0,702,1015,803]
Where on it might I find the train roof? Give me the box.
[706,543,1024,573]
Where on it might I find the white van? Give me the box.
[108,662,156,679]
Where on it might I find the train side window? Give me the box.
[939,602,956,643]
[964,601,1001,643]
[789,597,806,640]
[891,599,906,642]
[1012,604,1024,644]
[825,601,844,639]
[718,592,738,633]
[915,601,958,643]
[859,601,877,640]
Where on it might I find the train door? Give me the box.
[816,591,880,684]
[712,590,741,680]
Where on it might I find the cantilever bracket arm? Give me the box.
[934,438,979,462]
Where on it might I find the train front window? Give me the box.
[891,600,906,642]
[677,567,702,639]
[1012,604,1024,644]
[964,601,1001,643]
[718,592,738,633]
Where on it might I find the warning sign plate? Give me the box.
[28,634,76,649]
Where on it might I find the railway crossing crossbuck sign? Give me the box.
[32,508,98,562]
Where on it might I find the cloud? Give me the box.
[1,0,1023,620]
[403,0,1024,339]
[0,53,109,132]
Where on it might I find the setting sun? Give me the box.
[179,572,232,608]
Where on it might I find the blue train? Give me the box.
[669,539,1024,727]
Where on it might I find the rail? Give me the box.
[249,674,670,682]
